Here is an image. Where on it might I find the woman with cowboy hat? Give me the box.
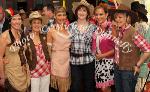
[69,0,97,92]
[112,4,150,92]
[47,7,71,92]
[0,11,30,92]
[25,11,51,92]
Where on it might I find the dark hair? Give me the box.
[114,10,139,25]
[131,1,140,12]
[138,12,148,22]
[140,4,146,9]
[75,5,90,20]
[115,10,129,16]
[2,12,23,33]
[43,4,55,13]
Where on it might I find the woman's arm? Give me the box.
[47,28,53,58]
[0,32,9,86]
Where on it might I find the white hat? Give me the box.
[29,11,42,21]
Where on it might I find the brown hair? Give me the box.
[94,5,108,14]
[75,5,90,19]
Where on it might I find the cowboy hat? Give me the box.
[72,0,94,16]
[29,11,42,22]
[109,4,138,24]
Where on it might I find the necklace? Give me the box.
[77,23,90,33]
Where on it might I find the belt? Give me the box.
[70,53,91,57]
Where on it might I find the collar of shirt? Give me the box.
[119,24,131,39]
[98,20,112,29]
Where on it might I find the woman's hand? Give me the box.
[96,53,104,60]
[133,65,140,76]
[0,31,10,86]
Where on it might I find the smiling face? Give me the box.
[55,12,67,25]
[94,7,108,24]
[77,7,88,20]
[75,5,90,20]
[31,18,42,33]
[114,13,128,28]
[10,14,22,30]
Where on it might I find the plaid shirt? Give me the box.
[69,21,97,65]
[115,26,150,63]
[31,44,50,78]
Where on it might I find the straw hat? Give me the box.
[72,0,94,16]
[29,11,42,22]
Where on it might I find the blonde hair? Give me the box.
[55,7,66,15]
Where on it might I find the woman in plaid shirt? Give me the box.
[69,0,97,92]
[26,11,50,92]
[112,4,150,92]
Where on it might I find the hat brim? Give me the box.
[72,2,94,16]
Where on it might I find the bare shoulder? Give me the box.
[0,30,9,40]
[0,30,10,44]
